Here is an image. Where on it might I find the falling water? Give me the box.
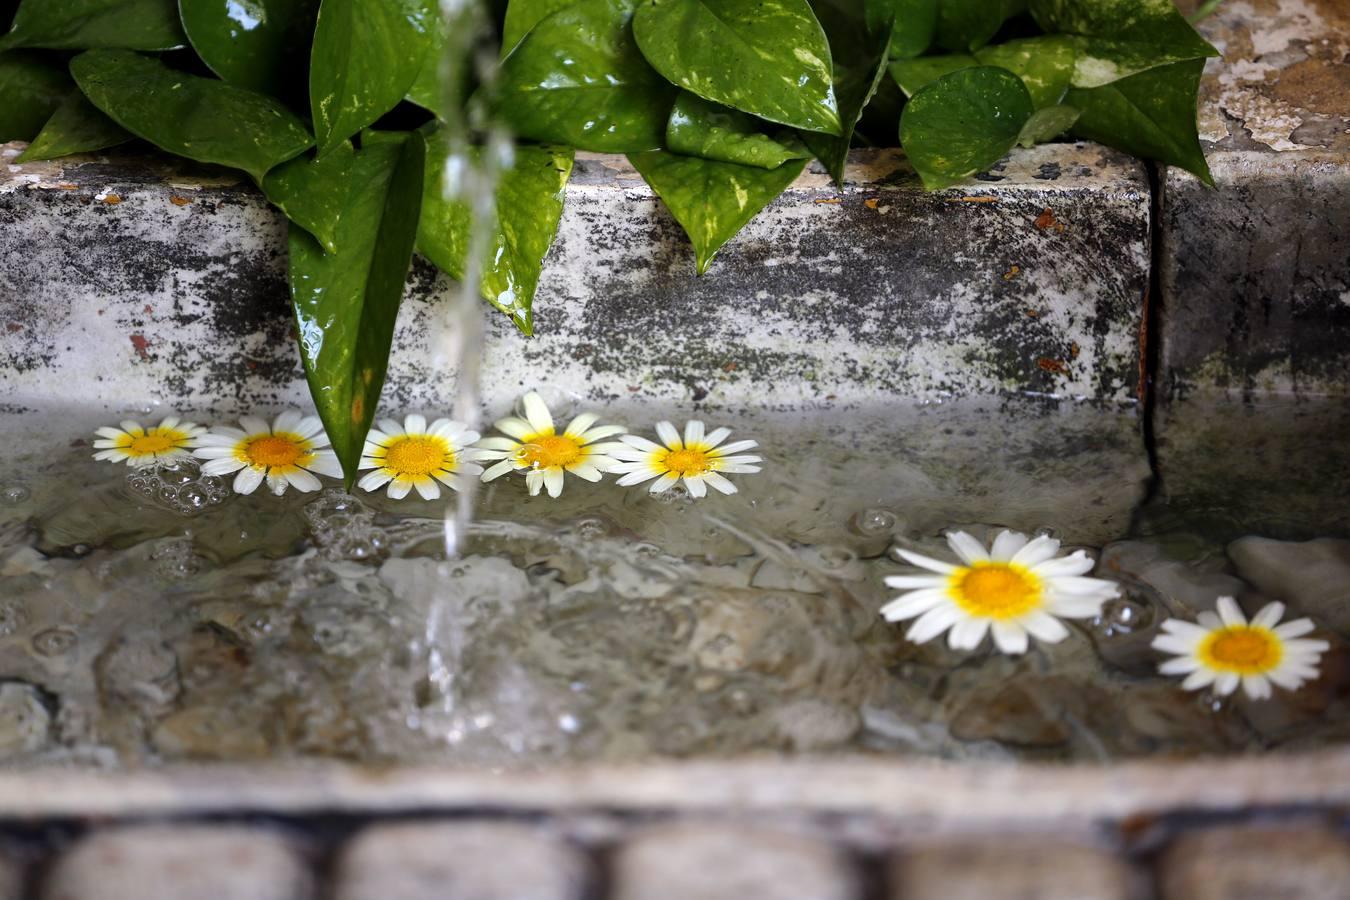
[413,0,513,733]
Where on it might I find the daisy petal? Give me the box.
[945,531,988,565]
[704,472,738,495]
[234,466,264,495]
[906,604,961,644]
[1250,601,1286,629]
[686,477,708,499]
[684,420,705,446]
[1216,596,1247,627]
[1010,535,1062,567]
[655,421,682,450]
[880,589,948,622]
[285,468,321,493]
[989,530,1029,561]
[949,617,990,651]
[891,546,958,574]
[991,621,1029,655]
[521,393,554,434]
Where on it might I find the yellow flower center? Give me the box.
[517,434,582,469]
[384,436,449,477]
[662,447,711,476]
[244,434,306,469]
[948,563,1043,619]
[127,432,177,456]
[1199,626,1282,674]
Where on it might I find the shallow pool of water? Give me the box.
[0,403,1346,769]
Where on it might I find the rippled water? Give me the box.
[0,409,1347,768]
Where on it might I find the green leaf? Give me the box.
[632,0,842,136]
[805,0,894,186]
[1028,0,1217,88]
[71,49,313,181]
[934,0,1025,53]
[973,35,1074,109]
[628,151,807,274]
[309,0,435,156]
[180,0,319,96]
[868,0,935,59]
[501,0,578,54]
[0,51,70,142]
[405,11,447,115]
[496,0,672,152]
[1015,103,1078,146]
[0,0,185,50]
[16,89,132,160]
[262,141,354,253]
[1066,57,1211,184]
[666,91,808,169]
[898,65,1033,189]
[289,131,427,485]
[889,52,974,96]
[417,134,574,335]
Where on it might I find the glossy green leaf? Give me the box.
[71,49,313,181]
[501,0,577,54]
[0,0,185,50]
[0,51,70,142]
[180,0,319,95]
[1015,102,1078,146]
[16,89,132,160]
[405,11,447,115]
[1067,57,1211,183]
[628,151,807,274]
[666,91,809,170]
[934,0,1025,53]
[1029,0,1217,88]
[889,53,974,97]
[867,0,935,59]
[263,140,354,253]
[804,0,894,186]
[417,134,574,335]
[898,65,1033,190]
[309,0,435,156]
[632,0,842,136]
[289,131,427,484]
[496,0,672,152]
[974,35,1074,109]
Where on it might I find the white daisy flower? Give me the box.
[356,414,486,501]
[881,529,1120,655]
[609,420,762,498]
[476,391,627,498]
[192,410,341,496]
[92,416,205,467]
[1151,596,1330,700]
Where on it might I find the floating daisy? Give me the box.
[193,411,341,496]
[609,420,762,498]
[92,416,205,467]
[477,391,627,498]
[1151,597,1329,700]
[881,529,1120,655]
[357,414,485,500]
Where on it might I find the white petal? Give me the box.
[476,437,521,452]
[880,589,948,622]
[949,617,990,651]
[1159,657,1202,675]
[377,418,404,436]
[1152,633,1203,655]
[1212,672,1239,695]
[702,427,731,448]
[564,412,598,437]
[482,459,516,482]
[305,452,343,478]
[240,415,269,436]
[649,473,680,493]
[432,471,462,490]
[991,621,1029,655]
[95,426,127,440]
[119,420,144,435]
[1010,535,1062,567]
[891,546,957,574]
[358,471,393,491]
[989,530,1029,561]
[525,470,545,496]
[1019,610,1069,644]
[404,413,427,435]
[1216,596,1247,626]
[711,439,757,455]
[1250,601,1286,629]
[521,392,554,433]
[683,420,705,445]
[884,575,948,589]
[685,477,707,499]
[233,466,264,495]
[1266,668,1306,691]
[655,421,682,449]
[1045,575,1119,596]
[1241,675,1271,701]
[414,477,440,501]
[945,531,989,565]
[569,463,604,482]
[704,472,738,494]
[906,604,962,644]
[285,468,321,493]
[1273,618,1316,639]
[577,424,627,443]
[1181,669,1217,690]
[495,417,533,440]
[1030,552,1096,578]
[388,479,412,500]
[617,434,662,452]
[716,463,762,475]
[544,468,565,498]
[202,458,247,475]
[617,469,660,487]
[273,410,303,434]
[266,471,289,495]
[193,446,237,459]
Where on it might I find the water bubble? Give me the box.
[0,484,30,505]
[633,541,663,560]
[651,483,690,505]
[851,508,897,536]
[1034,525,1060,539]
[70,544,91,558]
[816,545,857,570]
[1092,595,1155,636]
[32,628,77,658]
[304,490,388,563]
[515,386,578,420]
[0,601,28,636]
[126,458,230,517]
[572,517,608,541]
[1196,688,1228,714]
[149,539,202,579]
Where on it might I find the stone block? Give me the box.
[611,822,858,900]
[889,839,1139,900]
[0,141,1152,543]
[1157,824,1350,900]
[42,825,314,900]
[333,821,592,900]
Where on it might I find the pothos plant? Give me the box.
[0,0,1217,485]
